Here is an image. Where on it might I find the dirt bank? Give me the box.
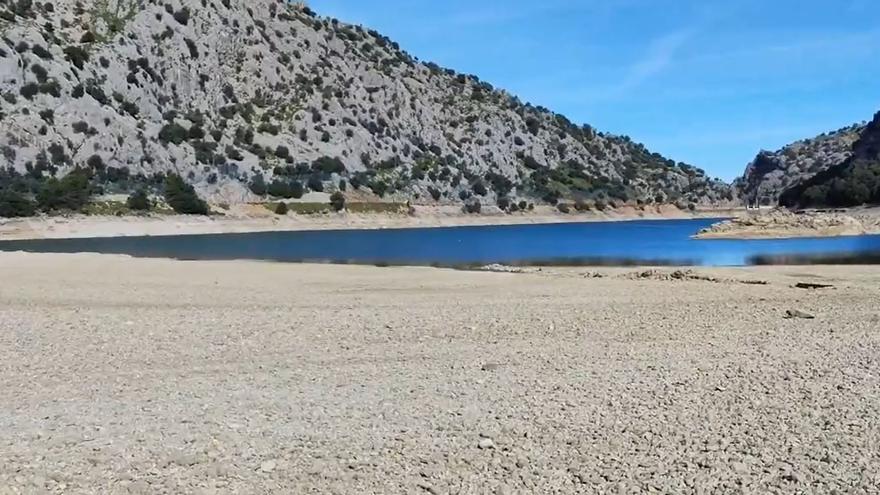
[0,204,738,240]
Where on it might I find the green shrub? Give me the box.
[290,180,305,199]
[226,146,245,161]
[312,156,345,174]
[36,169,92,212]
[274,201,289,215]
[369,179,388,197]
[31,44,53,60]
[307,175,324,192]
[428,186,442,201]
[173,7,190,25]
[63,46,89,69]
[0,189,37,218]
[39,80,61,97]
[158,123,188,145]
[86,154,104,170]
[463,200,481,214]
[38,109,54,124]
[187,125,205,140]
[274,146,290,159]
[126,189,151,211]
[164,174,208,214]
[20,83,39,100]
[330,191,345,211]
[472,181,488,196]
[249,174,267,196]
[31,64,48,83]
[523,156,541,170]
[574,199,592,212]
[267,179,294,198]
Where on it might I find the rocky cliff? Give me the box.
[0,0,732,210]
[779,111,880,208]
[735,124,863,207]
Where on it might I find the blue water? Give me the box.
[1,218,880,266]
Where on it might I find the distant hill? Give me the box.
[735,123,864,207]
[0,0,732,215]
[779,111,880,208]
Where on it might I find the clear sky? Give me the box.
[308,0,880,181]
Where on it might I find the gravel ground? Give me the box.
[1,253,880,494]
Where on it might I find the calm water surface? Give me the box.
[2,218,880,266]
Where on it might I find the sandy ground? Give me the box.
[0,204,737,241]
[2,253,880,493]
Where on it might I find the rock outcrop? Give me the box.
[696,208,880,239]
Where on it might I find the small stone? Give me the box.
[478,438,495,449]
[784,309,815,319]
[794,282,834,290]
[260,460,277,473]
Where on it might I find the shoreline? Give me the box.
[694,207,880,240]
[4,204,880,244]
[0,204,739,241]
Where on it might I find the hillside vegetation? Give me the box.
[0,0,732,217]
[779,112,880,208]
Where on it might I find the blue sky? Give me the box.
[309,0,880,181]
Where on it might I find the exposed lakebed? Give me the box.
[1,218,880,266]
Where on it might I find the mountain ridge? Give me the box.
[0,0,733,215]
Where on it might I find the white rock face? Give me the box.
[0,0,732,206]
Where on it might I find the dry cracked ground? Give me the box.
[1,253,880,494]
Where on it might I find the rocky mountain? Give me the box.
[779,111,880,208]
[735,123,864,207]
[0,0,732,213]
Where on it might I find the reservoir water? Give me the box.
[2,218,880,266]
